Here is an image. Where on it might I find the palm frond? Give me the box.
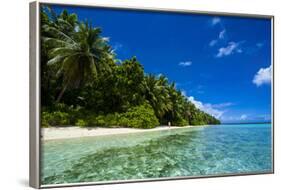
[49,47,76,58]
[42,25,76,45]
[47,55,66,65]
[42,37,73,48]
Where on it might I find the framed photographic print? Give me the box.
[30,1,274,188]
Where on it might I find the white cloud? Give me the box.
[188,96,224,119]
[252,65,272,86]
[212,17,221,26]
[216,42,241,57]
[212,102,234,108]
[240,114,247,120]
[219,30,226,39]
[209,30,226,47]
[179,61,192,67]
[209,40,218,47]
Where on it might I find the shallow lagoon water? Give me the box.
[41,124,272,185]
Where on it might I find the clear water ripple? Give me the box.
[41,124,272,185]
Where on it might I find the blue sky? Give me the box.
[49,5,272,123]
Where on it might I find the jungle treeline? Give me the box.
[40,7,220,128]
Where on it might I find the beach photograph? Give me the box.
[39,4,272,186]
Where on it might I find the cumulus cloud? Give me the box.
[252,65,272,86]
[216,42,242,58]
[212,17,221,26]
[188,96,224,119]
[179,61,192,67]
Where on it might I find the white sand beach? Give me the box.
[42,125,207,140]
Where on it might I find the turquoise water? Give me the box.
[41,124,272,185]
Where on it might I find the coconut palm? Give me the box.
[143,74,172,119]
[42,16,113,102]
[41,7,78,36]
[165,83,184,120]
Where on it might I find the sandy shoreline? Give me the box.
[42,125,207,141]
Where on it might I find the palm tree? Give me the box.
[42,12,113,102]
[165,83,184,120]
[143,74,172,119]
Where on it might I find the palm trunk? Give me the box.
[56,84,68,103]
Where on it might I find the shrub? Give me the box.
[86,114,97,126]
[42,112,51,127]
[75,119,88,127]
[119,103,159,129]
[96,115,106,126]
[41,114,49,128]
[104,114,119,127]
[84,114,119,127]
[42,111,70,126]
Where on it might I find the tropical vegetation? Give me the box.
[40,7,220,129]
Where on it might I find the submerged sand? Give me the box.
[42,125,207,141]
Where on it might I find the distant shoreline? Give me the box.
[42,125,208,141]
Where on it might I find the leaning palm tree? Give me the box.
[42,19,113,102]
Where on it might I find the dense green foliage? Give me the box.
[42,103,159,129]
[40,7,220,128]
[118,103,160,129]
